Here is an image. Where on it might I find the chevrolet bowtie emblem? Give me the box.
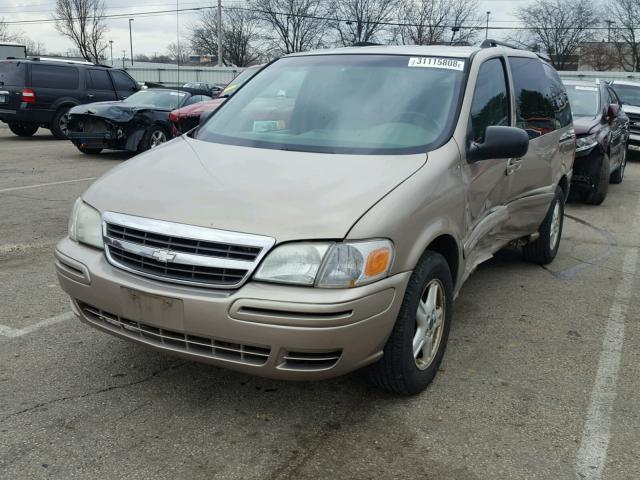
[151,249,177,263]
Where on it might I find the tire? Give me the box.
[523,186,564,265]
[584,153,610,205]
[367,251,453,395]
[610,148,626,184]
[138,126,168,152]
[75,143,103,155]
[50,107,71,140]
[8,122,38,137]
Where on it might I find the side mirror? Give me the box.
[607,103,620,120]
[468,126,529,162]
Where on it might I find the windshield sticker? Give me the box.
[253,120,286,132]
[408,57,465,71]
[575,86,598,91]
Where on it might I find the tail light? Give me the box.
[21,88,36,103]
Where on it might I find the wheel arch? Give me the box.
[422,234,460,291]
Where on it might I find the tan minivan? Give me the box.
[55,42,574,395]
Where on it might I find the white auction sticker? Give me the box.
[408,57,465,71]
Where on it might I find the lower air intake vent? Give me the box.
[79,302,271,366]
[281,349,342,371]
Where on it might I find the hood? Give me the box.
[69,101,161,122]
[170,98,225,119]
[83,137,427,242]
[572,115,601,135]
[622,104,640,115]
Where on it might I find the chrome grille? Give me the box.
[627,112,640,133]
[102,212,274,289]
[79,302,271,365]
[280,350,342,371]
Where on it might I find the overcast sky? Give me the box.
[1,0,528,57]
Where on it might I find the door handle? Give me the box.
[87,94,95,99]
[506,158,522,176]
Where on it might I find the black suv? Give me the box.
[563,80,629,204]
[0,58,139,139]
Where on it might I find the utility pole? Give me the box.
[122,50,126,69]
[605,20,615,43]
[109,40,113,66]
[129,18,134,66]
[485,11,491,40]
[217,0,223,66]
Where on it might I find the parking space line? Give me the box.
[575,202,640,479]
[0,177,97,194]
[0,311,75,338]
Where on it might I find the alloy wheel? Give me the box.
[549,201,561,251]
[150,130,167,148]
[413,279,445,370]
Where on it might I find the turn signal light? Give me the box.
[365,247,391,277]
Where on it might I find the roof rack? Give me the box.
[480,38,551,62]
[353,41,381,47]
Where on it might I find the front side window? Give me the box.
[196,54,467,154]
[110,70,137,91]
[31,64,79,89]
[87,69,112,90]
[509,57,556,138]
[565,83,600,117]
[610,84,640,107]
[469,58,509,143]
[123,90,187,109]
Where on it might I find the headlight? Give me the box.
[575,134,598,152]
[68,198,103,249]
[254,239,394,288]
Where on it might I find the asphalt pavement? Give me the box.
[1,125,638,479]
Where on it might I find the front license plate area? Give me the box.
[120,287,184,331]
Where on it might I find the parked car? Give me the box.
[66,88,211,154]
[182,82,224,97]
[610,80,640,153]
[55,42,574,395]
[0,57,138,139]
[170,65,264,135]
[563,80,629,204]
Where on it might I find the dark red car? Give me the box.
[169,64,263,135]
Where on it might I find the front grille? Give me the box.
[281,350,342,371]
[79,302,271,365]
[106,223,261,261]
[108,244,247,286]
[627,113,640,133]
[102,212,274,289]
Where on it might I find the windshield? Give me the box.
[221,68,260,96]
[610,84,640,107]
[122,89,187,109]
[565,84,599,117]
[196,55,466,154]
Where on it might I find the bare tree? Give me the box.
[254,0,329,54]
[190,7,262,66]
[329,0,398,46]
[0,18,19,42]
[54,0,108,63]
[515,0,599,70]
[609,0,640,71]
[397,0,481,46]
[580,41,619,71]
[166,41,191,64]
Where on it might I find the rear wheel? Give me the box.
[584,153,610,205]
[138,126,168,152]
[8,122,38,137]
[367,251,453,395]
[75,143,103,155]
[50,107,71,139]
[610,148,626,184]
[523,186,564,265]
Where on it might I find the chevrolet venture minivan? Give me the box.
[55,42,575,395]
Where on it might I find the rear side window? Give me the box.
[110,70,136,91]
[543,63,572,128]
[0,62,26,86]
[508,57,556,138]
[31,64,79,89]
[87,69,113,90]
[470,58,509,143]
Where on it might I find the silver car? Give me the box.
[55,42,574,395]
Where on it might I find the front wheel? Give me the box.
[523,186,564,265]
[8,122,38,137]
[367,251,453,395]
[50,107,71,139]
[610,148,626,184]
[584,154,610,205]
[138,126,168,152]
[75,143,103,155]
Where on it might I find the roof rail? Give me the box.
[353,41,381,47]
[29,56,94,65]
[480,38,552,62]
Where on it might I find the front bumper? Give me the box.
[55,237,411,380]
[571,148,603,192]
[628,132,640,150]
